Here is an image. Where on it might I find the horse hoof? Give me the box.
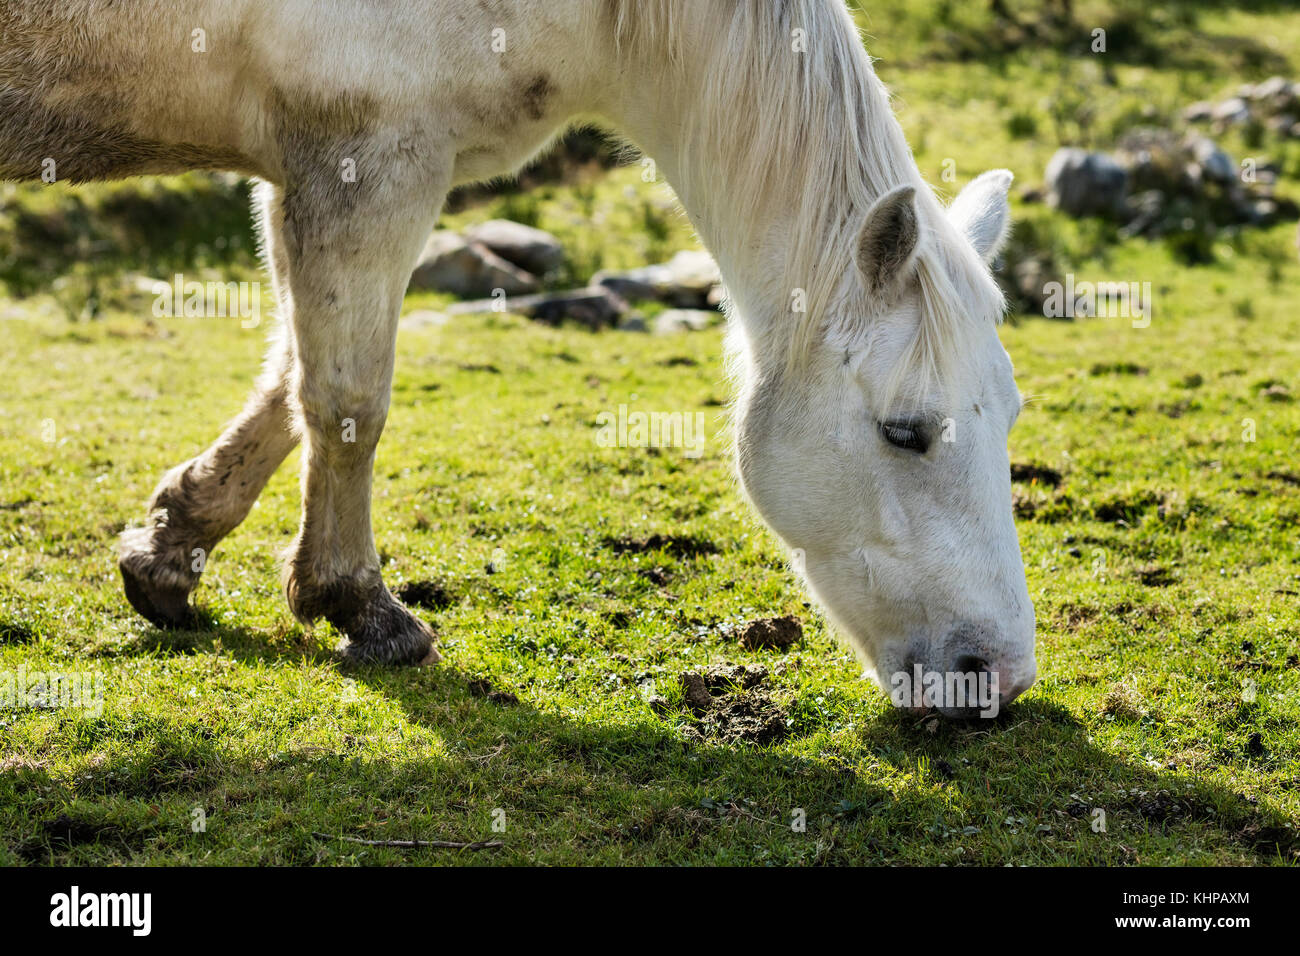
[118,528,198,628]
[120,562,194,628]
[336,598,439,666]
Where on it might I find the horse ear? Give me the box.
[856,185,920,297]
[948,169,1013,262]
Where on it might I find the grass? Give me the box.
[1,0,1298,865]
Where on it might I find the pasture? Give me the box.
[1,0,1299,865]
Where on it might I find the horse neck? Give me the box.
[598,0,923,372]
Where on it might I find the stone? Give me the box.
[1210,97,1251,127]
[409,231,539,298]
[616,314,649,333]
[1186,135,1235,184]
[462,219,565,276]
[653,309,717,334]
[1044,148,1128,218]
[447,286,629,329]
[1248,76,1296,107]
[593,250,722,308]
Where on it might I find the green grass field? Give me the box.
[1,1,1298,865]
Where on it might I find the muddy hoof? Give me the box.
[118,527,199,628]
[120,562,194,628]
[336,596,440,666]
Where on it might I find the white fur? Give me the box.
[5,0,1036,694]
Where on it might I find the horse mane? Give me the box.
[610,0,1005,398]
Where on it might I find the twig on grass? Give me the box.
[312,831,503,851]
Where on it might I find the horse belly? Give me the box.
[0,0,260,183]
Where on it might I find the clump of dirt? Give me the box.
[467,678,519,706]
[1010,462,1064,488]
[1092,489,1161,523]
[680,672,713,713]
[637,566,672,586]
[393,579,455,611]
[602,533,719,559]
[1100,682,1147,720]
[19,814,125,859]
[680,664,768,713]
[675,664,788,745]
[1237,820,1299,859]
[595,805,713,846]
[1090,361,1148,377]
[43,814,119,846]
[1261,383,1292,403]
[1116,788,1189,824]
[1135,563,1175,587]
[1065,799,1091,819]
[736,616,802,650]
[604,608,633,628]
[0,618,36,644]
[1012,489,1039,519]
[700,691,789,746]
[1054,603,1104,630]
[1266,471,1300,487]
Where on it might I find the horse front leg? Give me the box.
[278,160,447,665]
[118,343,297,625]
[118,184,299,626]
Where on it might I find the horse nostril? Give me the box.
[951,654,989,676]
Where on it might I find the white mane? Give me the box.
[612,0,1006,392]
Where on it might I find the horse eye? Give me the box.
[878,421,928,453]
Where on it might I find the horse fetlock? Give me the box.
[283,568,439,666]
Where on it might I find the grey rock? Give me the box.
[1186,135,1235,184]
[1248,76,1296,107]
[462,219,565,276]
[1248,198,1280,225]
[1210,97,1251,126]
[448,286,628,329]
[409,231,539,298]
[1007,257,1058,316]
[1044,148,1128,217]
[1266,113,1297,134]
[1119,190,1166,239]
[654,309,718,335]
[593,250,722,309]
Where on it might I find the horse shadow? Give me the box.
[13,616,1290,865]
[348,660,1297,864]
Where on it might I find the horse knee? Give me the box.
[295,386,389,454]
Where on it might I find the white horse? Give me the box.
[1,0,1035,713]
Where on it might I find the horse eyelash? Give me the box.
[878,420,929,453]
